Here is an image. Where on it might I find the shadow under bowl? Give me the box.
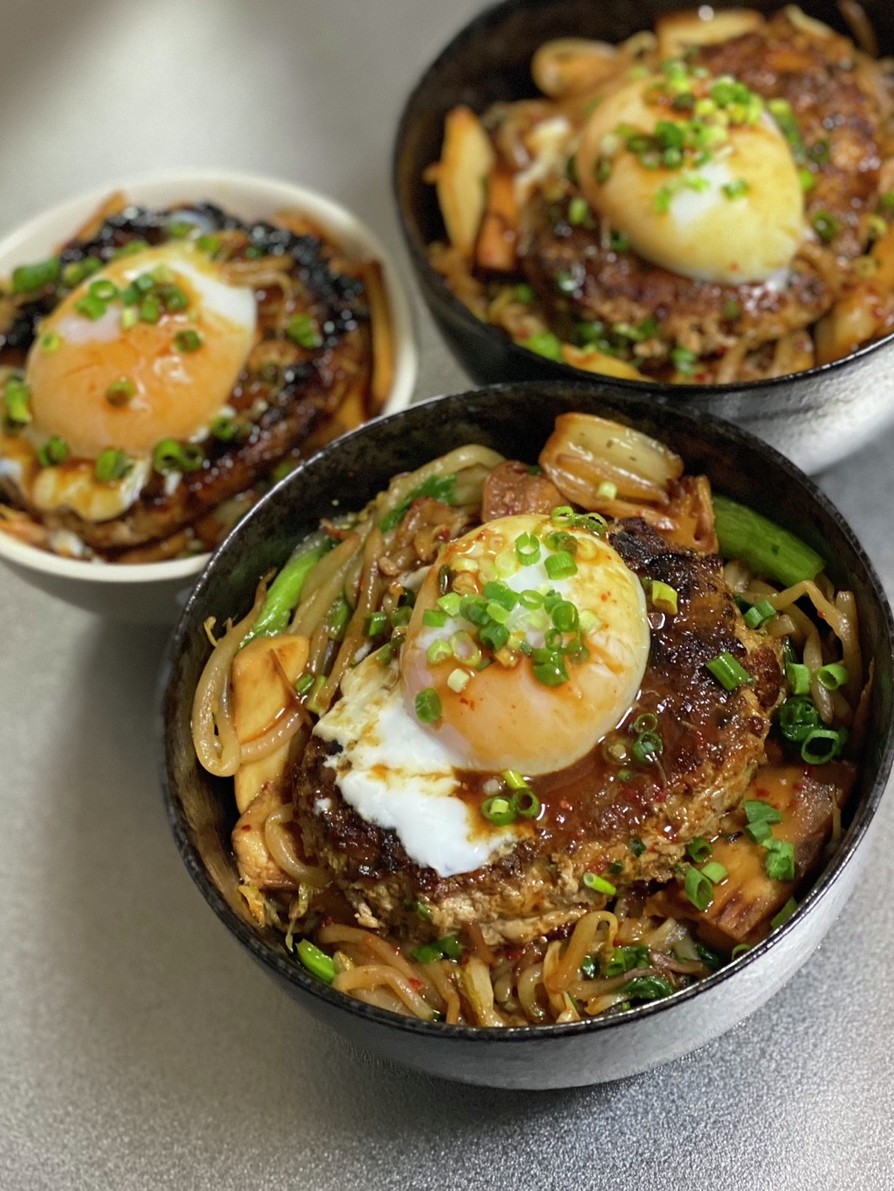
[393,0,894,475]
[159,382,894,1089]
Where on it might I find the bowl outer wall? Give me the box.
[160,383,894,1088]
[392,0,894,475]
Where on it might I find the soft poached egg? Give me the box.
[575,71,805,284]
[4,242,256,523]
[314,512,650,876]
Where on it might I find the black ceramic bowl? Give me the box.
[160,382,893,1089]
[393,0,894,474]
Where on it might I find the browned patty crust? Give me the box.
[293,518,784,946]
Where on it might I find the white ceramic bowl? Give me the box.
[0,170,418,622]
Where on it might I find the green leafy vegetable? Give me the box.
[712,494,824,587]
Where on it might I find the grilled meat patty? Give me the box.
[520,9,885,381]
[293,517,784,946]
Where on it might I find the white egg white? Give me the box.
[313,653,520,878]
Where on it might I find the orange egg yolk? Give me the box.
[400,513,651,776]
[25,243,256,459]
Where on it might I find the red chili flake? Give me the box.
[409,978,424,992]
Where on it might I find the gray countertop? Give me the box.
[1,2,892,1187]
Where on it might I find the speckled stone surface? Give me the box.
[1,2,893,1187]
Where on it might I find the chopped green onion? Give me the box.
[545,550,577,580]
[88,278,118,302]
[482,581,517,611]
[210,414,238,442]
[763,838,795,882]
[415,687,442,724]
[196,234,221,256]
[706,650,752,691]
[139,296,161,324]
[161,284,189,313]
[447,668,469,693]
[286,313,323,349]
[812,211,841,244]
[568,196,590,225]
[631,730,663,766]
[481,796,516,826]
[423,608,449,629]
[550,599,579,633]
[62,257,102,287]
[437,592,462,617]
[582,871,617,896]
[40,331,62,354]
[114,240,150,258]
[365,610,388,637]
[295,672,315,696]
[770,897,798,929]
[11,257,60,294]
[105,377,136,406]
[800,727,846,764]
[624,975,674,1002]
[75,293,108,320]
[325,595,351,641]
[426,639,453,665]
[407,899,433,921]
[816,662,848,690]
[512,788,541,819]
[721,178,749,199]
[744,598,776,629]
[712,494,824,587]
[174,329,203,352]
[520,331,563,361]
[603,944,650,977]
[438,935,463,960]
[502,769,528,791]
[151,439,204,474]
[36,435,69,467]
[684,865,714,911]
[746,819,772,844]
[296,939,336,984]
[532,648,569,687]
[3,377,32,427]
[686,837,712,864]
[777,695,820,742]
[516,533,542,565]
[629,836,646,857]
[94,448,131,483]
[411,943,443,964]
[744,799,783,825]
[731,943,752,959]
[785,662,811,695]
[650,581,678,614]
[701,860,728,884]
